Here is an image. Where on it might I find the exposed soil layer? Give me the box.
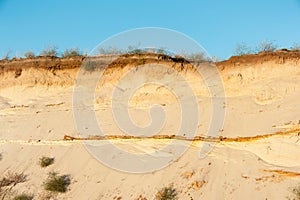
[1,50,300,75]
[217,49,300,69]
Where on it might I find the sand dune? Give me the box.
[1,51,300,199]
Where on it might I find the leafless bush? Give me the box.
[2,50,11,60]
[233,43,252,56]
[62,48,82,57]
[40,46,58,57]
[98,46,124,55]
[185,52,209,62]
[0,172,27,188]
[291,42,300,51]
[0,172,27,200]
[256,40,277,53]
[24,51,35,58]
[156,48,167,54]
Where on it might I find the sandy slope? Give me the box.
[1,52,300,199]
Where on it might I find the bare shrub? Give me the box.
[0,172,27,200]
[0,172,27,188]
[24,51,35,58]
[185,52,208,62]
[291,42,300,51]
[62,48,82,57]
[256,40,277,53]
[233,42,252,56]
[40,46,58,57]
[2,50,11,60]
[156,48,166,54]
[98,46,124,55]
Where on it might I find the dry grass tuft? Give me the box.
[43,172,70,193]
[155,186,177,200]
[39,156,55,168]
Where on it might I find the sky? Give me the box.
[0,0,300,60]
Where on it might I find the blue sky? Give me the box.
[0,0,300,59]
